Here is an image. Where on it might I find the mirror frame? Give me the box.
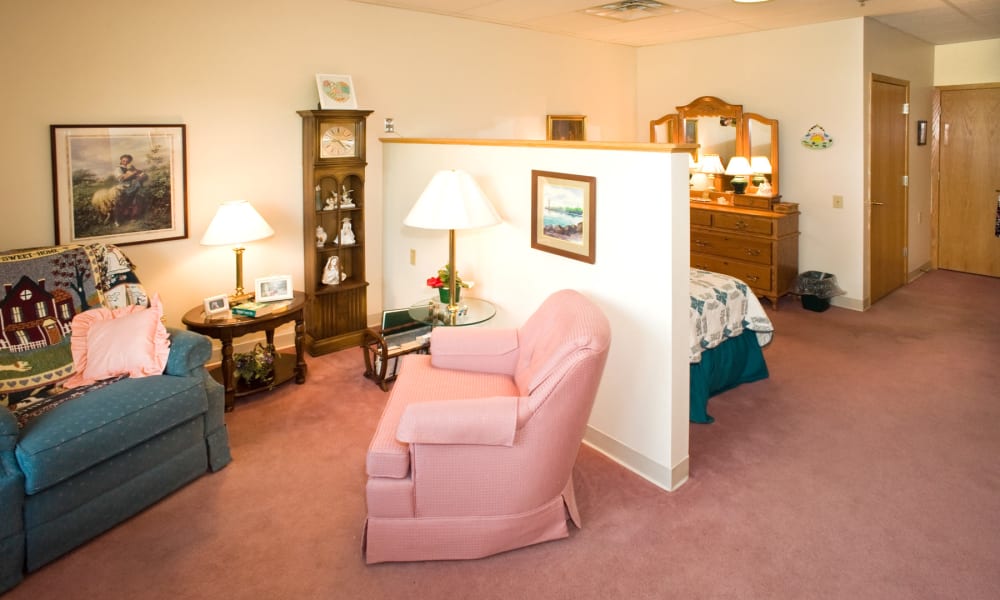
[742,112,780,197]
[650,96,780,198]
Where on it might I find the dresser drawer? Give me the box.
[691,254,773,291]
[713,212,774,236]
[691,231,772,265]
[691,208,713,227]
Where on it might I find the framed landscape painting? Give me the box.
[530,170,596,264]
[51,124,188,246]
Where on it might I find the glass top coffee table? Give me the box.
[408,297,496,327]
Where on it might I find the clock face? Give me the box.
[320,125,356,158]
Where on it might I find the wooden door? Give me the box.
[870,76,908,303]
[937,85,1000,277]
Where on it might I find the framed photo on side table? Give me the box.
[255,275,294,302]
[530,170,596,264]
[203,294,231,318]
[50,124,188,246]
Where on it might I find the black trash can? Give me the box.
[793,271,842,312]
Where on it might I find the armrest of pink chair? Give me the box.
[430,327,520,375]
[396,396,521,446]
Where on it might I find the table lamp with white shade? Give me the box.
[404,169,502,324]
[200,199,275,304]
[725,156,754,194]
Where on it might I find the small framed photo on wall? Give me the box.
[916,120,927,146]
[546,115,586,141]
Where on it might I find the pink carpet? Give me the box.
[5,269,999,599]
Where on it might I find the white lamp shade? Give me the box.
[750,156,772,174]
[725,156,754,177]
[200,200,275,246]
[699,154,725,175]
[404,170,501,231]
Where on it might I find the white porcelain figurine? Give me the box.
[339,185,355,208]
[339,217,356,245]
[322,255,346,285]
[315,225,327,247]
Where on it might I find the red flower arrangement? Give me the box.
[425,265,471,289]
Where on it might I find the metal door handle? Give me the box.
[872,201,885,206]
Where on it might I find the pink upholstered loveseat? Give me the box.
[364,289,611,563]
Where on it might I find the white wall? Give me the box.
[381,140,693,490]
[863,20,936,280]
[637,19,867,308]
[934,39,1000,85]
[0,0,635,338]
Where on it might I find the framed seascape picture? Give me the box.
[51,124,188,246]
[316,74,358,110]
[255,275,293,302]
[546,115,586,141]
[530,170,596,264]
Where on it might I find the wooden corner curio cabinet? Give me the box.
[298,109,373,356]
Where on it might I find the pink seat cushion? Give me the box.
[366,354,519,479]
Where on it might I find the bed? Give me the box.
[689,268,774,423]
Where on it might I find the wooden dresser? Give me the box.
[690,197,799,308]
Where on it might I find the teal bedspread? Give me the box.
[689,329,769,424]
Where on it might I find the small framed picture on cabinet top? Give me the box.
[316,74,358,110]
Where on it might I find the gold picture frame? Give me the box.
[50,124,188,246]
[546,115,586,141]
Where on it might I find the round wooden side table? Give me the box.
[182,292,306,411]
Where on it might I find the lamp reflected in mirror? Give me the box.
[750,156,773,195]
[699,154,725,199]
[725,156,753,194]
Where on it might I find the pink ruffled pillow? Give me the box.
[63,294,171,389]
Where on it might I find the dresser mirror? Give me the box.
[744,112,779,196]
[650,96,779,197]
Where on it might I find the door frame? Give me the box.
[930,82,1000,269]
[867,73,910,306]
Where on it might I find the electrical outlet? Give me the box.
[384,118,395,133]
[833,195,844,209]
[409,248,416,265]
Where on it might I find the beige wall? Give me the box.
[0,0,635,334]
[863,20,936,285]
[638,19,867,307]
[934,39,1000,86]
[637,17,943,309]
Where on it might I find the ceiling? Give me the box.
[349,0,1000,46]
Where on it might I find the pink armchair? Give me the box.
[364,289,611,563]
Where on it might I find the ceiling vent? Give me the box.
[583,0,679,22]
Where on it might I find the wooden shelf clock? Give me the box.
[298,109,373,355]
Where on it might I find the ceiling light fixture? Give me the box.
[583,0,679,22]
